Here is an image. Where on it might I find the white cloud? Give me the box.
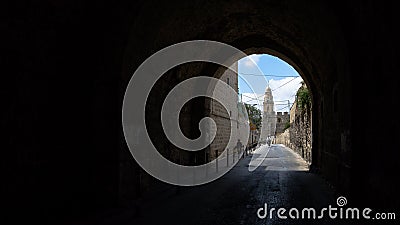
[269,77,303,112]
[240,54,262,68]
[241,76,303,112]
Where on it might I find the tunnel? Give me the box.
[4,0,399,224]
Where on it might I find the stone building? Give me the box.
[275,111,289,134]
[208,63,248,160]
[260,86,276,144]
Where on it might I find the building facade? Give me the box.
[208,63,249,160]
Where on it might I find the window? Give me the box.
[227,78,230,85]
[277,118,281,123]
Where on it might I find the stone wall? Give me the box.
[275,129,290,146]
[289,101,312,163]
[275,101,312,164]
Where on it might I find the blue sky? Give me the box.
[238,54,303,112]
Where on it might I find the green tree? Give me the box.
[296,82,311,111]
[244,103,262,130]
[284,121,290,130]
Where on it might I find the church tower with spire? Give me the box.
[260,85,276,143]
[263,86,274,113]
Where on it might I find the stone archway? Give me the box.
[121,0,351,204]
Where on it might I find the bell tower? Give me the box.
[260,85,276,143]
[263,86,274,114]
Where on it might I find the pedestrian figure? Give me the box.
[236,139,243,156]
